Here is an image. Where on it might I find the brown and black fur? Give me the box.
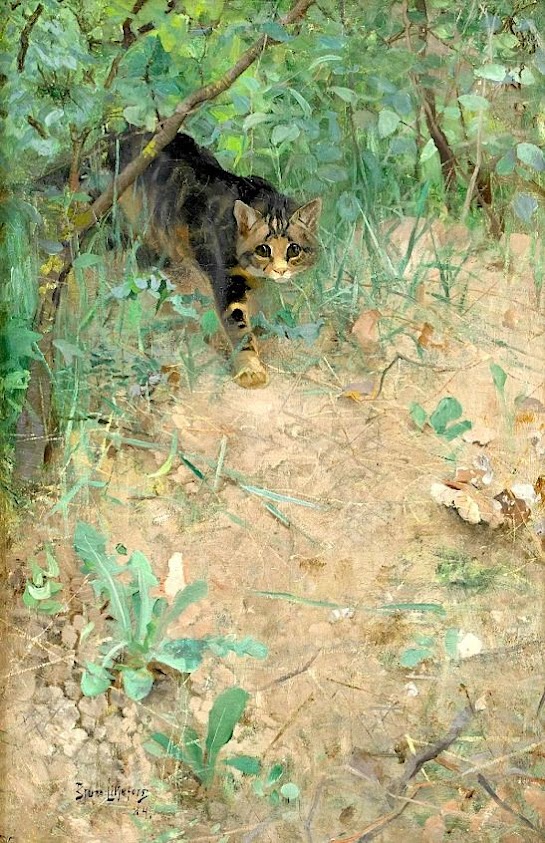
[111,132,321,388]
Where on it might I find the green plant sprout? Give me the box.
[410,396,472,441]
[23,542,65,615]
[74,522,267,701]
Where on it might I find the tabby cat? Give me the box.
[112,133,322,388]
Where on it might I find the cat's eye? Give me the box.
[255,244,271,258]
[287,243,301,259]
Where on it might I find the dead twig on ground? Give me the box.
[256,651,319,691]
[476,773,544,837]
[335,705,476,842]
[388,704,475,799]
[304,776,328,843]
[330,782,433,843]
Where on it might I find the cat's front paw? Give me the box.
[233,351,269,389]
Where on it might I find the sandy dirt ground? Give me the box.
[2,221,545,842]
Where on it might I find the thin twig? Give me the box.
[256,651,318,691]
[330,783,432,843]
[304,776,327,842]
[389,704,475,798]
[476,773,544,837]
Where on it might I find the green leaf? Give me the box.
[153,637,207,672]
[337,191,360,222]
[512,192,538,222]
[207,635,268,660]
[43,544,60,578]
[496,150,516,175]
[516,142,545,172]
[121,667,155,701]
[153,579,208,643]
[410,402,427,430]
[262,21,292,42]
[377,602,446,615]
[420,138,438,162]
[271,124,300,145]
[53,339,84,366]
[474,63,507,82]
[266,763,284,786]
[81,662,113,697]
[26,580,52,600]
[399,647,433,668]
[223,755,261,775]
[317,164,348,182]
[200,309,220,336]
[128,550,158,643]
[280,782,300,801]
[429,397,463,435]
[73,253,103,269]
[444,628,461,660]
[74,522,132,639]
[147,432,178,479]
[308,54,342,70]
[490,362,507,394]
[288,88,312,116]
[330,86,358,104]
[151,730,204,779]
[457,94,489,111]
[243,112,272,131]
[442,420,472,441]
[204,687,249,783]
[378,109,400,138]
[33,599,64,615]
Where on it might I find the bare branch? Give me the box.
[17,3,43,73]
[87,0,315,226]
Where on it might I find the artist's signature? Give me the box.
[75,782,150,815]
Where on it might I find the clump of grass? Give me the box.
[435,548,497,592]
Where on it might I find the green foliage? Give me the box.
[23,543,65,615]
[150,686,250,786]
[490,362,507,397]
[74,522,267,701]
[410,397,472,441]
[435,548,497,592]
[0,199,40,466]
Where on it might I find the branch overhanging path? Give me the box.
[44,0,316,310]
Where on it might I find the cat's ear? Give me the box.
[290,198,322,231]
[234,200,262,234]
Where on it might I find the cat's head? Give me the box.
[233,198,322,282]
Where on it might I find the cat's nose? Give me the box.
[277,263,289,275]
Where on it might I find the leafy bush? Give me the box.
[74,522,267,701]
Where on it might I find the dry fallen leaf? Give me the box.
[462,424,497,445]
[457,632,483,659]
[454,467,487,487]
[351,309,381,352]
[511,482,538,507]
[502,307,520,329]
[417,322,447,350]
[493,489,531,527]
[473,454,493,485]
[452,490,480,524]
[516,396,545,413]
[163,552,187,600]
[417,322,435,348]
[431,482,504,528]
[534,475,545,505]
[340,379,376,401]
